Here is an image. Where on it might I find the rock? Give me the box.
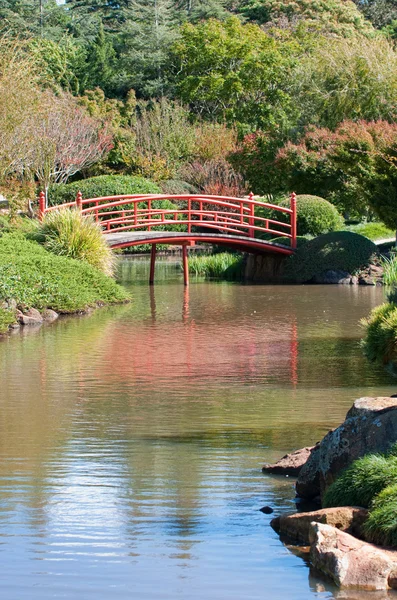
[260,506,274,514]
[262,445,318,476]
[18,307,43,325]
[42,309,59,323]
[310,523,397,590]
[271,507,368,545]
[296,397,397,500]
[311,270,351,284]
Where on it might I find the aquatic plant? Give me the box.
[188,252,243,280]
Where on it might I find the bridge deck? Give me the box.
[105,231,294,255]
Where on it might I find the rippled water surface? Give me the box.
[1,257,396,600]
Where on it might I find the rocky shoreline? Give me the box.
[264,397,397,591]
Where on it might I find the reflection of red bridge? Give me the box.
[39,192,297,285]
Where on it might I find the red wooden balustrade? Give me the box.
[39,192,298,249]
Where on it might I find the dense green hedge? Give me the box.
[48,175,161,206]
[283,231,377,282]
[257,194,343,238]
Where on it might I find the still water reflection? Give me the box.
[0,257,396,599]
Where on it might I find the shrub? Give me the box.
[180,159,247,197]
[282,195,343,237]
[323,454,397,509]
[381,255,397,286]
[188,252,243,280]
[0,307,16,334]
[270,235,309,248]
[0,232,128,312]
[159,180,198,195]
[283,231,377,282]
[48,175,161,206]
[361,301,397,366]
[257,195,343,238]
[364,484,397,547]
[37,208,116,276]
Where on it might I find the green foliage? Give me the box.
[169,17,299,131]
[347,222,395,241]
[265,194,343,237]
[270,235,309,248]
[296,37,397,128]
[188,252,243,280]
[380,255,397,286]
[284,231,377,282]
[364,484,397,546]
[0,232,128,312]
[49,175,161,205]
[239,0,375,38]
[85,23,117,95]
[352,0,397,29]
[361,300,397,366]
[29,37,87,94]
[159,180,198,195]
[323,454,397,508]
[0,307,16,334]
[37,208,116,276]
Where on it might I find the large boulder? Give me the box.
[271,507,368,545]
[262,445,318,477]
[310,523,397,590]
[296,397,397,501]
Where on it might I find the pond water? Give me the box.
[0,256,396,600]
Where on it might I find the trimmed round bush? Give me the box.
[278,195,344,237]
[283,231,377,283]
[323,454,397,509]
[364,484,397,547]
[49,175,161,206]
[270,235,309,248]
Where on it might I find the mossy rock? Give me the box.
[284,231,378,283]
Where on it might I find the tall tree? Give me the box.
[119,0,177,97]
[85,22,117,93]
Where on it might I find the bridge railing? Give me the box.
[39,192,297,248]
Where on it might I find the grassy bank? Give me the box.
[0,230,129,334]
[188,252,243,280]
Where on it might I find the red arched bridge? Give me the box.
[39,191,297,285]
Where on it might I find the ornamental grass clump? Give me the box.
[361,297,397,366]
[323,454,397,509]
[381,254,397,286]
[364,484,397,547]
[38,208,116,276]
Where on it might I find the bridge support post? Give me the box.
[182,244,189,287]
[149,244,157,285]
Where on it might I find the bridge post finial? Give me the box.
[248,191,254,201]
[76,191,83,211]
[290,191,297,249]
[38,190,46,221]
